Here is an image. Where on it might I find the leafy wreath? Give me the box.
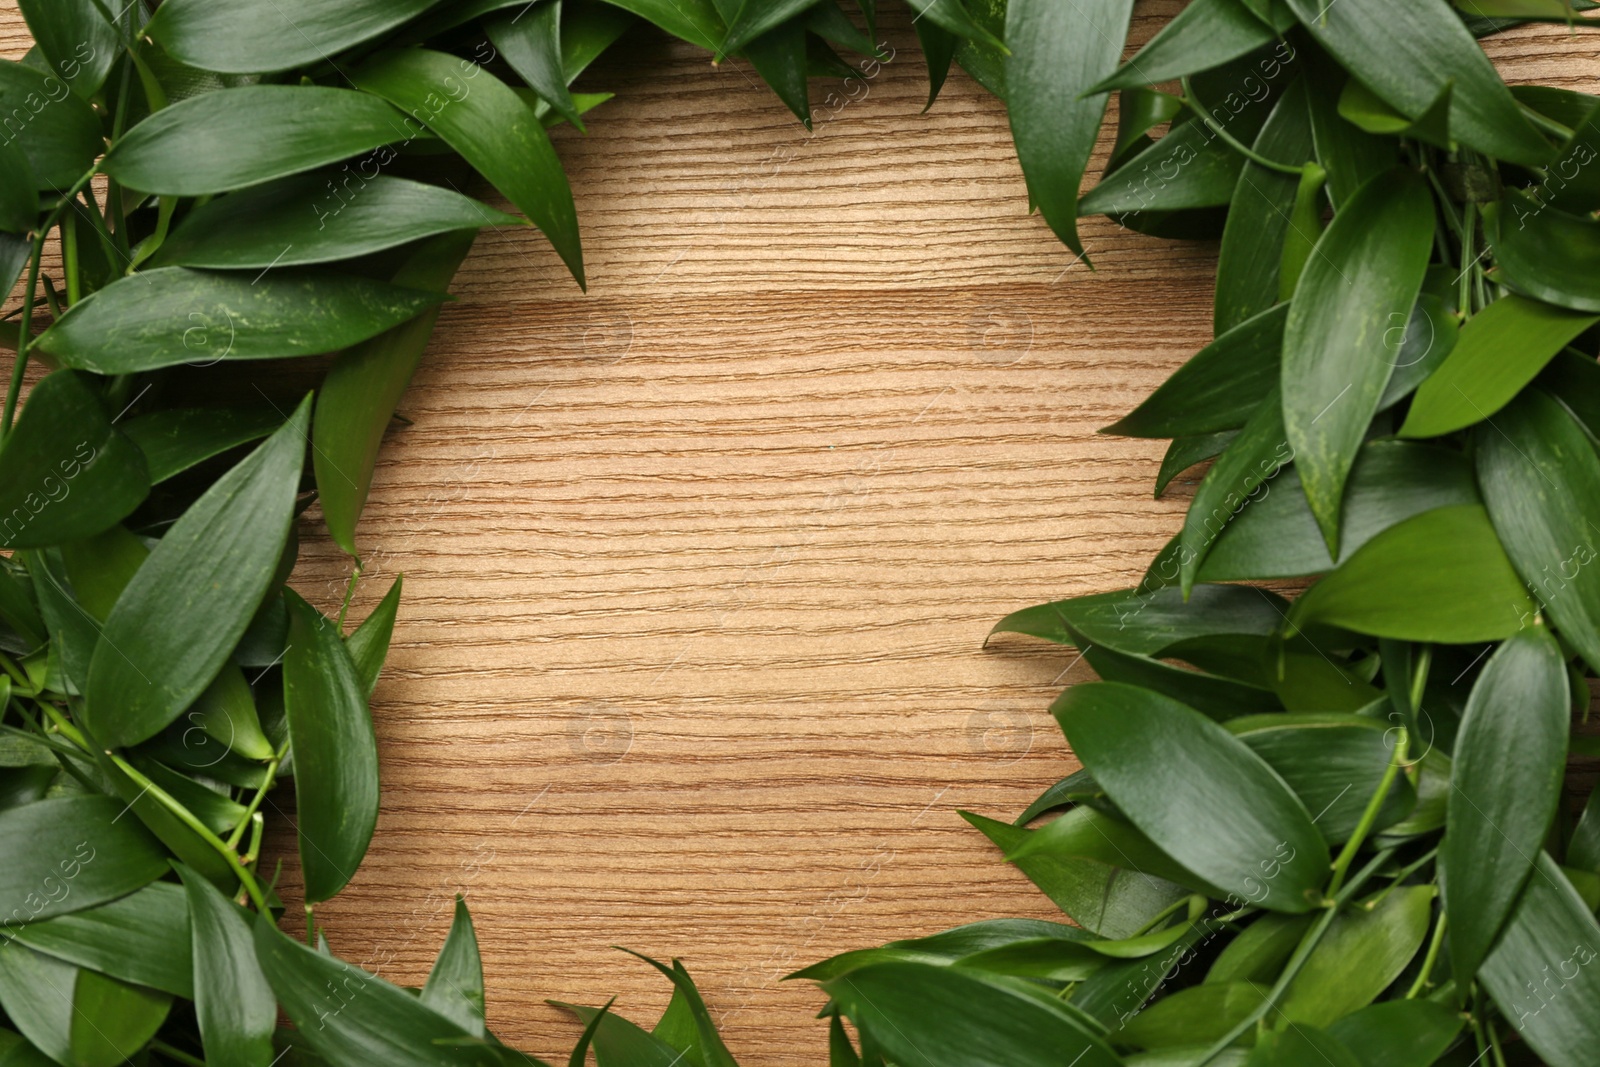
[1,0,1598,1064]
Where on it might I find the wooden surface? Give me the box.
[4,5,1597,1063]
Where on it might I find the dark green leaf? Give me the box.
[1093,0,1289,94]
[1337,78,1454,149]
[0,371,150,549]
[793,919,1093,982]
[15,0,117,98]
[1304,55,1397,210]
[1004,0,1134,255]
[1401,295,1597,438]
[1081,116,1252,216]
[348,576,403,699]
[1480,855,1600,1066]
[1246,1024,1361,1067]
[1156,430,1237,497]
[1276,162,1327,302]
[178,865,276,1067]
[552,1002,683,1067]
[1486,191,1600,313]
[1055,682,1330,913]
[622,953,738,1067]
[1443,626,1570,982]
[825,962,1121,1067]
[1375,293,1458,411]
[0,134,39,233]
[1215,80,1315,334]
[1281,167,1435,552]
[120,405,284,484]
[742,22,812,126]
[146,0,440,74]
[154,175,516,269]
[352,49,584,287]
[9,882,191,998]
[1205,912,1313,985]
[1119,982,1270,1050]
[422,897,487,1038]
[912,19,957,111]
[989,583,1287,656]
[82,398,308,748]
[1283,0,1553,166]
[1014,768,1098,825]
[0,61,102,189]
[1324,1000,1464,1067]
[283,590,379,903]
[488,3,587,130]
[1009,804,1226,900]
[37,268,444,375]
[1571,785,1600,872]
[104,86,412,195]
[1289,505,1537,642]
[1279,886,1434,1025]
[0,795,166,924]
[908,0,1005,51]
[720,0,825,57]
[1107,305,1287,438]
[595,0,724,51]
[314,232,474,555]
[1477,389,1600,672]
[1068,644,1281,721]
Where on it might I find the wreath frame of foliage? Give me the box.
[1,0,1599,1064]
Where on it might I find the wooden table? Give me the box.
[3,4,1594,1062]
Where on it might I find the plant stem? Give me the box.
[1406,911,1448,998]
[226,741,289,850]
[1328,728,1408,896]
[149,1040,208,1067]
[1180,77,1306,176]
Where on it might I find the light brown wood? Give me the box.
[2,5,1596,1062]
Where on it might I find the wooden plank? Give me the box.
[1,4,1594,1061]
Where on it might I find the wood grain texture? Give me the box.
[2,4,1596,1062]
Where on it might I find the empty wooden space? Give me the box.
[2,4,1594,1062]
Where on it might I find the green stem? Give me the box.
[1520,101,1575,141]
[225,741,289,850]
[149,1039,208,1067]
[1406,910,1448,998]
[1180,78,1306,176]
[1196,849,1397,1066]
[1328,728,1407,896]
[105,751,269,913]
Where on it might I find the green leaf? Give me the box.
[1571,785,1600,872]
[595,0,725,51]
[488,3,588,130]
[1281,167,1434,552]
[1228,714,1415,844]
[37,268,444,375]
[82,398,308,748]
[120,405,284,485]
[908,0,1005,51]
[1196,441,1480,581]
[1054,682,1330,913]
[1279,885,1434,1026]
[15,0,117,98]
[1004,0,1134,255]
[793,919,1094,982]
[146,0,440,74]
[1245,1024,1361,1067]
[1477,389,1600,672]
[422,898,487,1038]
[1324,1000,1464,1067]
[1401,295,1597,438]
[1205,912,1313,985]
[253,916,528,1067]
[182,662,274,762]
[1337,78,1455,150]
[912,19,957,111]
[314,232,475,555]
[1304,54,1398,210]
[352,49,584,287]
[8,882,191,999]
[1107,305,1287,438]
[348,576,403,698]
[0,371,150,549]
[1215,80,1315,334]
[177,865,276,1067]
[824,962,1121,1067]
[154,175,516,270]
[622,953,738,1067]
[963,812,1189,939]
[989,583,1287,656]
[1480,855,1600,1066]
[1009,804,1226,899]
[0,796,166,924]
[1156,430,1236,496]
[1289,505,1537,642]
[719,0,825,57]
[1375,292,1459,411]
[1119,982,1270,1050]
[1081,115,1253,216]
[105,86,412,196]
[0,134,36,234]
[1282,0,1553,166]
[283,590,380,904]
[1092,0,1291,94]
[0,61,102,189]
[552,1003,683,1067]
[1276,162,1327,301]
[1485,192,1600,313]
[1442,626,1570,982]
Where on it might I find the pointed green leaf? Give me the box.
[1281,167,1434,552]
[177,865,276,1067]
[1479,855,1600,1066]
[0,796,167,924]
[622,954,738,1067]
[1290,504,1536,642]
[1009,804,1227,899]
[1477,389,1600,673]
[1486,191,1600,313]
[1093,0,1289,94]
[1246,1024,1361,1067]
[154,175,517,270]
[1119,982,1271,1050]
[825,962,1121,1067]
[348,576,403,698]
[1205,912,1313,986]
[1304,57,1397,210]
[989,582,1287,655]
[552,1002,682,1067]
[422,898,487,1038]
[0,371,150,549]
[186,662,275,762]
[0,61,102,189]
[594,0,724,51]
[1324,1000,1464,1067]
[488,3,588,130]
[283,590,379,903]
[9,882,190,998]
[1156,430,1237,496]
[719,0,825,57]
[120,406,284,484]
[82,398,308,748]
[15,0,117,98]
[352,49,584,287]
[36,268,444,375]
[146,0,439,73]
[908,0,1005,51]
[1283,0,1553,166]
[1005,0,1134,256]
[795,919,1095,983]
[1278,885,1434,1026]
[1054,682,1330,913]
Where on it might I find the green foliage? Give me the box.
[1,0,1595,1063]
